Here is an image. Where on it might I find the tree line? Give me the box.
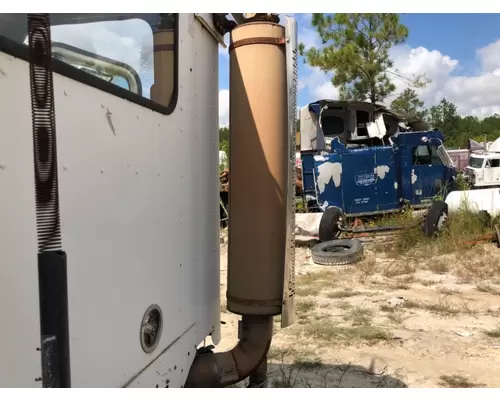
[390,92,500,148]
[220,13,500,153]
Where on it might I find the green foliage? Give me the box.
[390,88,427,120]
[426,98,500,148]
[219,126,229,171]
[299,13,410,103]
[219,126,229,154]
[429,98,460,138]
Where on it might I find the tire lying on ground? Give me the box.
[311,238,363,266]
[423,200,448,237]
[318,206,344,242]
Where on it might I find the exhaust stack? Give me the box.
[185,14,296,388]
[227,19,288,317]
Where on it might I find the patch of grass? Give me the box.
[387,311,407,324]
[272,365,302,388]
[355,255,379,281]
[337,300,353,310]
[484,325,500,338]
[417,279,441,287]
[380,303,408,324]
[295,285,318,297]
[297,270,333,286]
[293,355,323,370]
[477,283,500,295]
[439,374,484,388]
[391,223,430,256]
[428,259,450,274]
[389,275,415,290]
[437,286,460,295]
[379,304,394,312]
[300,320,391,345]
[398,297,457,315]
[456,257,500,284]
[267,347,297,361]
[426,296,460,316]
[296,298,316,315]
[402,299,422,310]
[458,298,486,316]
[326,289,361,299]
[344,306,374,326]
[383,261,416,278]
[295,270,335,296]
[393,206,493,258]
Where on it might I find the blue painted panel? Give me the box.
[300,152,317,198]
[313,147,399,215]
[300,130,456,216]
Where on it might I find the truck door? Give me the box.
[411,144,446,203]
[1,13,220,388]
[484,158,500,186]
[373,148,399,212]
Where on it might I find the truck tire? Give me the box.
[423,200,448,237]
[311,238,363,266]
[319,206,344,242]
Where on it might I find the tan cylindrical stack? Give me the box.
[227,21,288,316]
[150,29,175,107]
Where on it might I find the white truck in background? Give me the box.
[464,137,500,188]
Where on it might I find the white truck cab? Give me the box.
[464,138,500,188]
[0,12,297,388]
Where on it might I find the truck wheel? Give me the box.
[311,239,363,266]
[319,206,344,242]
[423,200,448,237]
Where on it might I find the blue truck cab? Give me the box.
[299,100,457,218]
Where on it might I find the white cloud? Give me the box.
[477,40,500,73]
[219,89,230,127]
[388,41,500,117]
[388,44,459,106]
[298,65,339,100]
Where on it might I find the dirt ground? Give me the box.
[215,235,500,388]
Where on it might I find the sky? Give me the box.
[218,13,500,126]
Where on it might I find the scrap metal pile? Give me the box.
[220,169,229,192]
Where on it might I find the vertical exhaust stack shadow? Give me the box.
[185,16,290,388]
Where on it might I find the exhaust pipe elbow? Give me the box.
[184,315,273,388]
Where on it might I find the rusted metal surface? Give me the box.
[228,36,285,52]
[219,169,229,193]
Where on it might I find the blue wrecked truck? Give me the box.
[298,100,457,242]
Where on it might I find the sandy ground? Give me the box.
[214,235,500,388]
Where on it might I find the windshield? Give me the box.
[468,157,484,168]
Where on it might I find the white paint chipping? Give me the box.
[321,201,329,210]
[317,162,342,193]
[394,182,398,189]
[374,165,390,179]
[411,169,417,184]
[314,155,327,162]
